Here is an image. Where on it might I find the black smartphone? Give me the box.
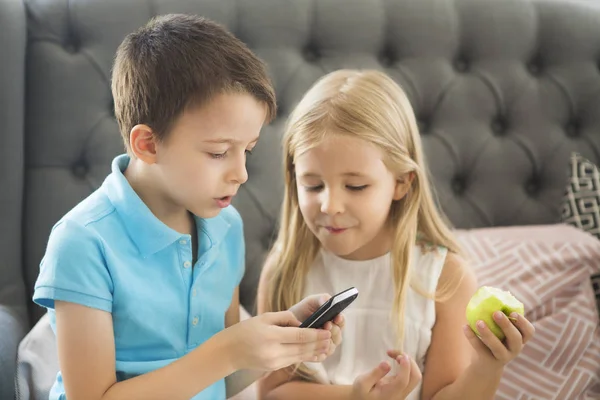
[299,287,359,329]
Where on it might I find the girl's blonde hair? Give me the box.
[262,69,464,379]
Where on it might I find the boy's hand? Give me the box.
[464,311,535,368]
[227,311,331,372]
[351,351,421,400]
[289,294,345,357]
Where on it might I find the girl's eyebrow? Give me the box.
[299,172,365,178]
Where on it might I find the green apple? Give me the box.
[466,286,525,341]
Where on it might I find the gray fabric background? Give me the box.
[3,0,600,398]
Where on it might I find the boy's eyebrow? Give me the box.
[204,136,260,144]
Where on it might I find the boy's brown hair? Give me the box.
[111,14,277,151]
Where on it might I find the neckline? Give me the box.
[319,247,391,267]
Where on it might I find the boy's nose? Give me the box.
[229,154,248,184]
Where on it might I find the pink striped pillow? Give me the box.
[456,224,600,399]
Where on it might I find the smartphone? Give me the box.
[299,287,359,329]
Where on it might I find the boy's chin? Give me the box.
[188,204,222,219]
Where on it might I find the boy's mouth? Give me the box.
[215,195,233,208]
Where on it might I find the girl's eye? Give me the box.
[305,185,323,192]
[347,185,368,191]
[210,152,227,159]
[245,149,253,156]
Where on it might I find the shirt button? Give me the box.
[192,316,199,326]
[192,289,197,297]
[179,239,187,245]
[183,261,192,268]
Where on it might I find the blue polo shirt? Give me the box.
[33,154,244,400]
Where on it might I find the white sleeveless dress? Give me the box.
[303,245,447,400]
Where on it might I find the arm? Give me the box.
[421,252,502,400]
[224,287,266,398]
[55,300,238,400]
[256,252,352,400]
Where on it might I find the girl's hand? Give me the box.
[351,351,422,400]
[289,293,346,358]
[464,311,535,368]
[226,311,332,371]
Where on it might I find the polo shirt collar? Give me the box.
[103,154,231,257]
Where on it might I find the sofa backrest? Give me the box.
[21,0,600,320]
[0,0,27,326]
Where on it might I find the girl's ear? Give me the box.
[393,172,415,200]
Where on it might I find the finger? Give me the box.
[323,321,333,331]
[463,325,491,355]
[493,311,524,354]
[510,313,536,344]
[406,355,422,393]
[283,339,331,361]
[330,324,342,347]
[277,348,328,369]
[275,325,332,344]
[387,349,403,359]
[332,313,345,329]
[355,362,392,392]
[264,310,302,327]
[476,320,510,361]
[391,354,411,389]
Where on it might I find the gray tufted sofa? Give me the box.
[2,0,600,398]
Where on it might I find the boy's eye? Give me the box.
[210,152,227,159]
[347,185,368,191]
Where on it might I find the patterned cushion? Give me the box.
[561,153,600,319]
[561,153,600,239]
[457,225,600,399]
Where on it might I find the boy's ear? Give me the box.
[393,172,415,201]
[129,124,158,164]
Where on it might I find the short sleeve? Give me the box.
[33,219,114,313]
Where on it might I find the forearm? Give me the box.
[266,381,352,400]
[431,363,503,400]
[101,332,236,400]
[226,369,266,398]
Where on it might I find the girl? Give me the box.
[257,69,535,400]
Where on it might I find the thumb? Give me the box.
[264,311,301,327]
[355,362,391,392]
[317,293,331,306]
[290,293,331,321]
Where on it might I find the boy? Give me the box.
[33,14,342,400]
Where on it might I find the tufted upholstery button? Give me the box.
[417,119,428,133]
[64,39,79,54]
[525,178,541,196]
[261,233,273,250]
[379,50,395,67]
[451,176,467,195]
[565,121,580,137]
[528,59,542,76]
[72,161,89,179]
[491,117,507,136]
[454,57,469,73]
[302,44,321,62]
